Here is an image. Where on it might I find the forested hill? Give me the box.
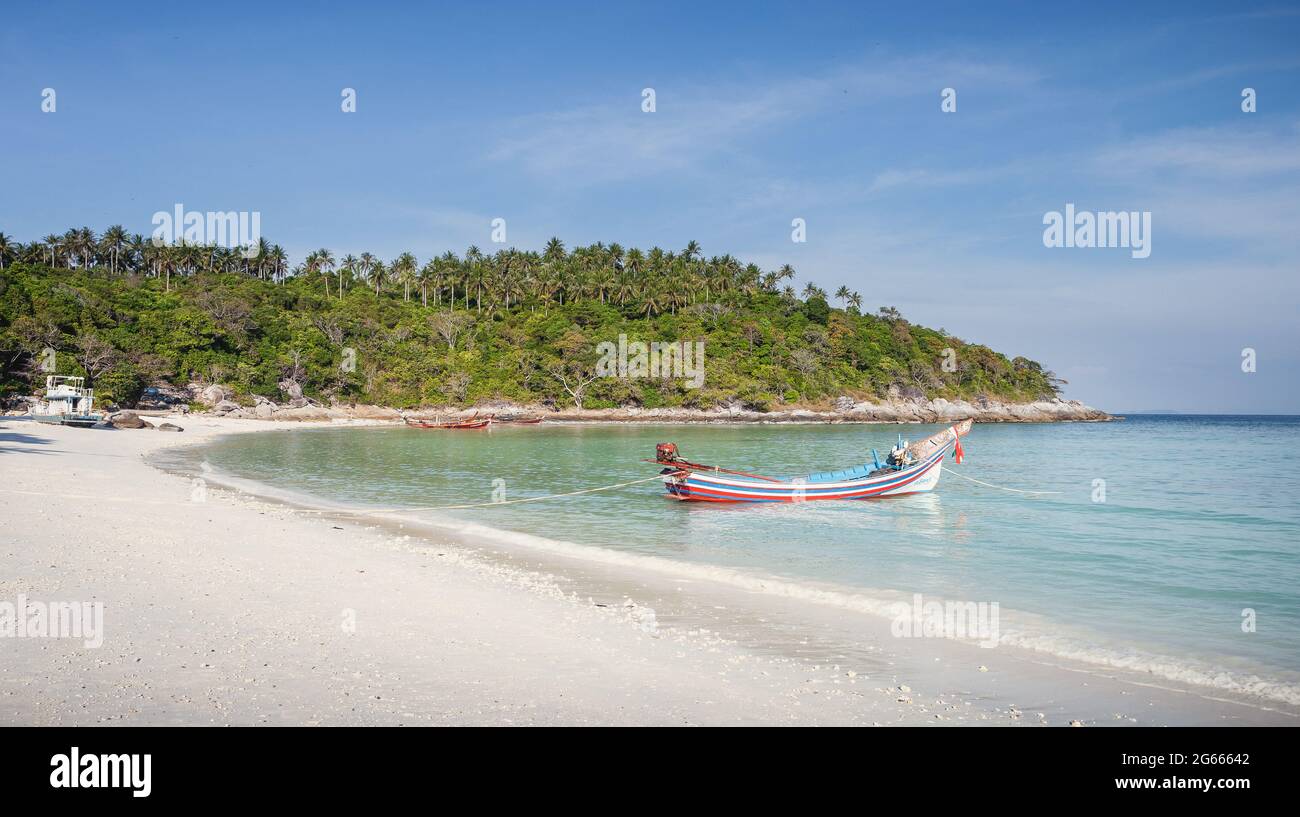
[0,232,1063,411]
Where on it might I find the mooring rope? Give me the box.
[294,474,668,515]
[0,475,668,515]
[945,468,1063,495]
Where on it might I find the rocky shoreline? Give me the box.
[6,380,1111,426]
[188,387,1111,425]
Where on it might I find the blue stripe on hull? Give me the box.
[668,444,950,502]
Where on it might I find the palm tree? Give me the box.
[847,291,863,313]
[834,285,851,309]
[62,229,80,268]
[42,234,61,266]
[465,245,483,311]
[0,232,14,269]
[269,245,288,282]
[339,254,358,297]
[73,227,96,269]
[801,282,826,301]
[639,284,662,317]
[543,237,566,264]
[314,248,336,297]
[394,252,417,301]
[100,225,128,275]
[357,252,380,295]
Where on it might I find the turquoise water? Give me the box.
[192,416,1300,702]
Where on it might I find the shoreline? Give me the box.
[97,391,1111,425]
[2,415,1293,726]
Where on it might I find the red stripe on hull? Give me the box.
[669,453,943,502]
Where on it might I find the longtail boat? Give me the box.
[493,414,544,424]
[404,415,492,430]
[653,420,971,503]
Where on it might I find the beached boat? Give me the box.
[30,375,103,428]
[404,416,492,430]
[494,414,544,424]
[653,420,971,502]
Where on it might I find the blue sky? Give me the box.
[2,1,1298,412]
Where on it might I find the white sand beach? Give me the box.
[1,415,1296,726]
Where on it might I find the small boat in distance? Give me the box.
[404,415,492,430]
[30,375,104,428]
[494,414,544,424]
[653,419,972,503]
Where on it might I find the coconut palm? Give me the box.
[394,252,417,301]
[356,252,379,295]
[314,248,336,297]
[835,285,851,309]
[100,225,128,275]
[339,254,358,297]
[0,232,14,269]
[801,282,826,301]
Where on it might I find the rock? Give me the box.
[193,383,229,407]
[272,405,341,421]
[254,402,274,419]
[155,422,183,432]
[345,404,402,420]
[278,379,304,402]
[834,395,856,412]
[108,411,147,429]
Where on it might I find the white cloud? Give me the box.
[488,55,1037,183]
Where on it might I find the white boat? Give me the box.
[30,375,103,427]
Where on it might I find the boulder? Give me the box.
[155,422,183,432]
[272,405,339,421]
[194,383,229,407]
[108,411,147,429]
[278,379,304,402]
[254,401,275,419]
[212,400,241,415]
[345,404,402,420]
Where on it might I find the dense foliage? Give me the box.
[0,228,1062,410]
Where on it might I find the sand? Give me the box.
[1,415,1295,726]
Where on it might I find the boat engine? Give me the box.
[656,443,681,463]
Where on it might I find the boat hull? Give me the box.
[661,425,964,503]
[31,413,102,428]
[405,419,491,429]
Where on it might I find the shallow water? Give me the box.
[182,415,1300,703]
